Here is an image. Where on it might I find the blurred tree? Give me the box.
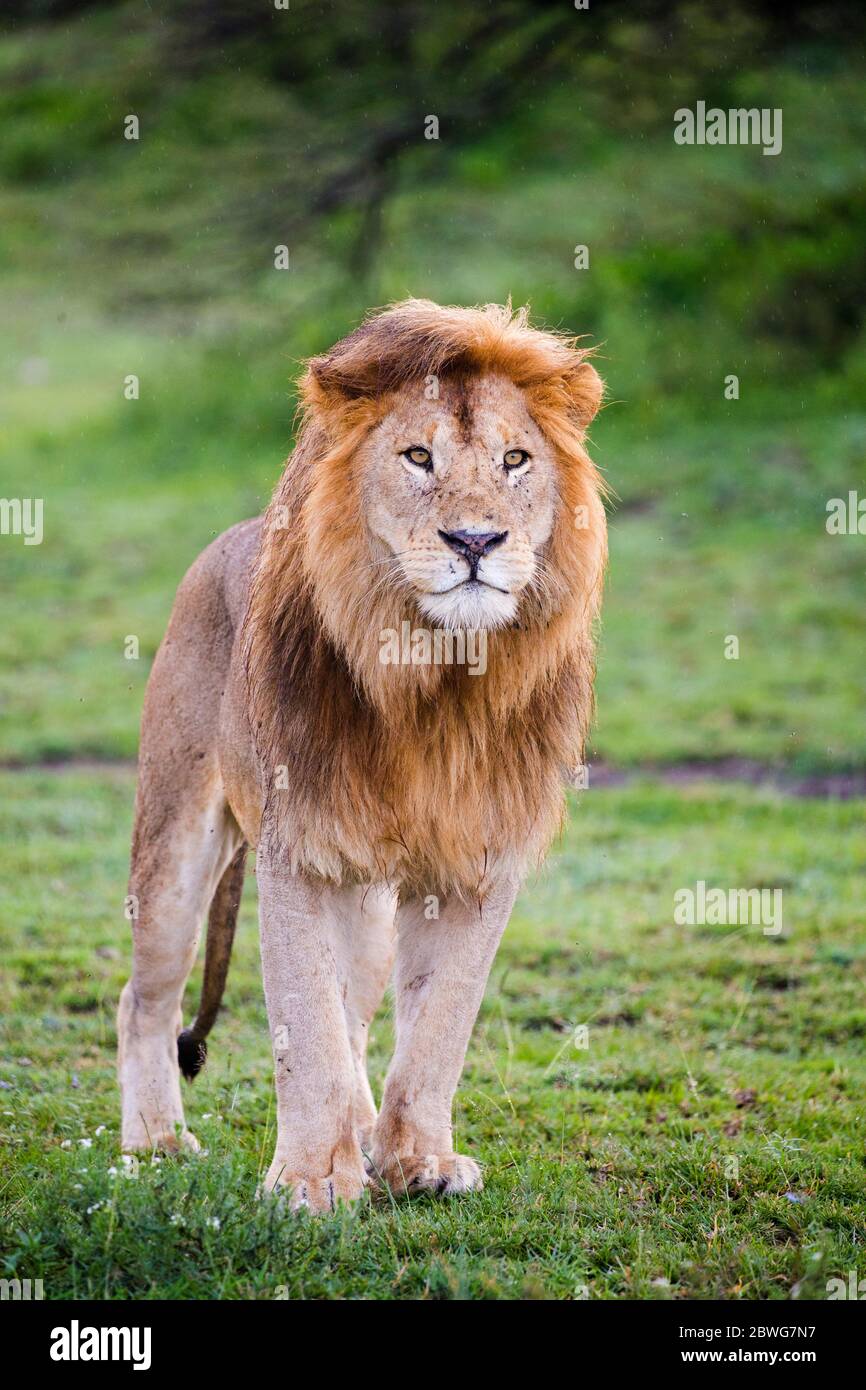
[3,0,864,277]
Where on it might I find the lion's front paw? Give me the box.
[370,1152,483,1198]
[262,1160,368,1214]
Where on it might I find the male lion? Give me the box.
[117,299,607,1212]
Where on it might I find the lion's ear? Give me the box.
[305,347,376,404]
[299,344,384,436]
[303,316,409,407]
[563,360,604,428]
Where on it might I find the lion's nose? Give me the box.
[438,528,508,560]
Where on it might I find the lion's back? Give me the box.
[186,515,264,630]
[136,518,264,824]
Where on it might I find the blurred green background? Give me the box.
[1,0,864,769]
[2,1,866,1301]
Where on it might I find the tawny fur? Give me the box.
[117,299,607,1210]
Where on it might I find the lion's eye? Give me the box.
[503,448,530,472]
[402,446,433,472]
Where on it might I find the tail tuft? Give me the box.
[177,1029,207,1081]
[175,845,246,1083]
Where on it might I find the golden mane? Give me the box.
[243,299,608,899]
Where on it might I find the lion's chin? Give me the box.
[417,582,517,631]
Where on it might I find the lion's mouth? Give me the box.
[433,577,510,596]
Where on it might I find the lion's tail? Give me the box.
[177,845,247,1081]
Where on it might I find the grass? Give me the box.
[1,769,864,1299]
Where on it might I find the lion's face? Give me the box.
[361,373,557,629]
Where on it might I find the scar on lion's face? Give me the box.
[361,373,557,630]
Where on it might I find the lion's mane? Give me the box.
[243,299,608,898]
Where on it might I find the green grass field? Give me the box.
[1,1,864,1301]
[2,770,864,1299]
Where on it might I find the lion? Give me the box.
[117,298,607,1212]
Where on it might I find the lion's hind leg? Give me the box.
[118,785,242,1154]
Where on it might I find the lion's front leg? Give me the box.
[257,852,368,1213]
[328,883,397,1149]
[369,874,519,1197]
